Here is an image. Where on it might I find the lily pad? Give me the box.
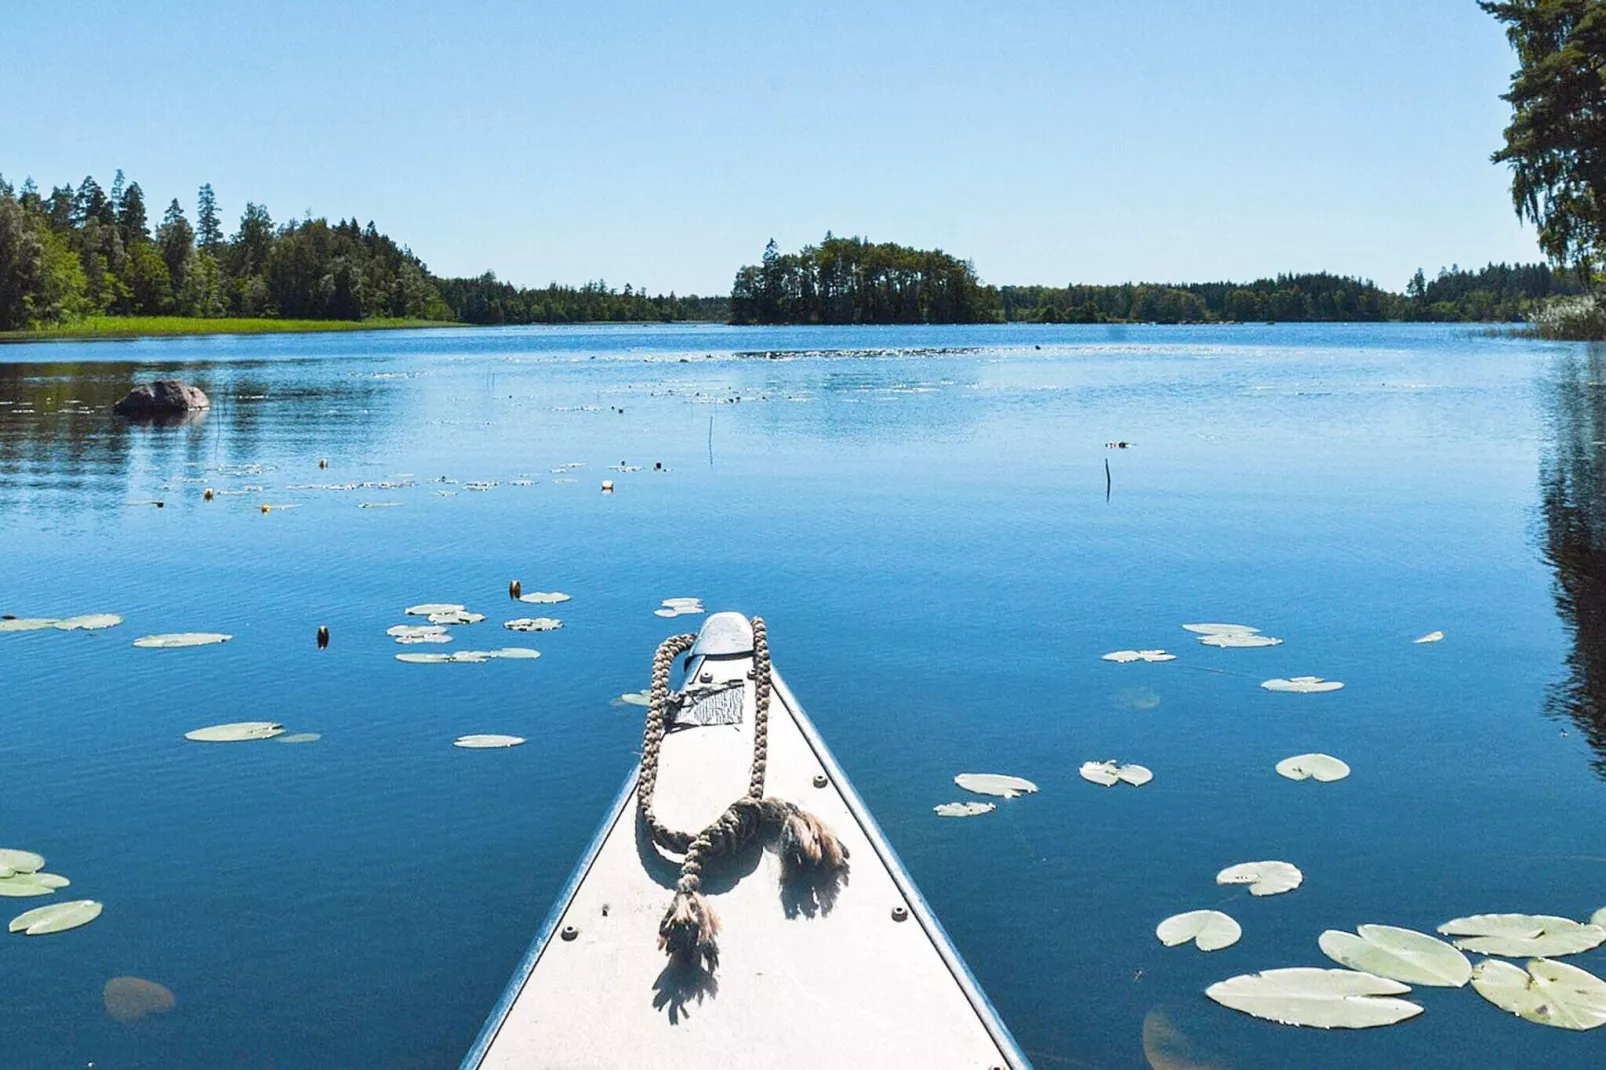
[184,721,285,742]
[953,773,1038,798]
[1414,631,1444,644]
[104,976,177,1023]
[1079,760,1153,787]
[428,610,486,625]
[1275,754,1351,782]
[619,691,651,707]
[1183,623,1260,636]
[504,617,562,631]
[273,733,322,744]
[30,873,68,889]
[1157,910,1241,951]
[518,592,571,604]
[1205,967,1422,1029]
[405,603,465,616]
[489,647,541,659]
[1103,649,1178,663]
[8,899,102,935]
[454,734,526,748]
[934,801,996,817]
[1261,676,1344,694]
[0,618,61,632]
[0,849,45,876]
[1198,633,1283,648]
[1470,957,1606,1030]
[653,608,681,618]
[387,624,447,638]
[1217,861,1303,896]
[1437,914,1606,957]
[358,501,401,508]
[53,614,122,631]
[395,632,452,644]
[396,652,452,663]
[133,633,232,648]
[1319,925,1472,987]
[0,875,57,897]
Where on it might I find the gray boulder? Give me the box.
[113,380,211,417]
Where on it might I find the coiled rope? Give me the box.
[637,616,848,969]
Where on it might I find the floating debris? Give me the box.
[1156,910,1241,951]
[53,614,122,631]
[1414,631,1445,644]
[1471,958,1606,1030]
[9,900,102,936]
[1261,676,1344,694]
[1318,925,1471,987]
[104,976,177,1023]
[933,802,996,818]
[1217,860,1303,897]
[405,603,465,616]
[1437,914,1606,957]
[1205,967,1422,1029]
[0,618,61,632]
[1275,754,1351,782]
[1079,760,1153,787]
[184,722,285,742]
[133,633,232,649]
[505,617,562,632]
[1102,649,1177,663]
[454,734,526,748]
[518,592,571,604]
[953,773,1038,798]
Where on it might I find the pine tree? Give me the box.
[71,176,107,229]
[118,181,149,246]
[156,199,195,289]
[196,183,222,252]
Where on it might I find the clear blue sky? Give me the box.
[4,0,1537,295]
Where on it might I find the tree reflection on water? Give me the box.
[1540,344,1606,772]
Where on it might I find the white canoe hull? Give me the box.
[462,617,1029,1070]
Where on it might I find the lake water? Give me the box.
[1,322,1603,1068]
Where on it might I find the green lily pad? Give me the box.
[0,875,56,897]
[1079,760,1153,787]
[0,618,60,632]
[1102,649,1177,663]
[53,614,122,631]
[405,603,465,616]
[933,801,996,817]
[504,617,562,631]
[104,976,177,1023]
[1217,860,1303,896]
[387,624,447,638]
[9,899,102,935]
[489,647,541,659]
[396,652,452,664]
[454,734,526,748]
[1182,623,1260,635]
[133,633,232,648]
[1157,910,1241,951]
[1437,914,1606,957]
[1276,754,1351,782]
[518,592,571,604]
[1198,632,1282,648]
[954,773,1038,798]
[1471,957,1606,1029]
[0,849,45,876]
[184,722,285,742]
[1318,925,1471,987]
[618,691,651,707]
[1261,676,1344,693]
[1205,967,1422,1029]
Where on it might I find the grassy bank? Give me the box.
[0,316,458,342]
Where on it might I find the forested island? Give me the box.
[0,167,1591,337]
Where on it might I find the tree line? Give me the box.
[435,274,728,325]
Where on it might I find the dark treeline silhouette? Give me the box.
[0,169,451,328]
[434,274,728,325]
[729,236,999,324]
[1000,264,1585,324]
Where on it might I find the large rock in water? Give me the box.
[113,380,210,417]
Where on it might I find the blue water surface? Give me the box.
[1,322,1603,1068]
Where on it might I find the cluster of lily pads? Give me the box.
[0,848,102,937]
[389,601,541,665]
[0,613,123,633]
[653,597,705,619]
[1159,886,1606,1030]
[934,773,1038,817]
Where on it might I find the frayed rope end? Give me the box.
[778,806,850,879]
[657,885,720,969]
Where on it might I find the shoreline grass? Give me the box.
[0,316,460,343]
